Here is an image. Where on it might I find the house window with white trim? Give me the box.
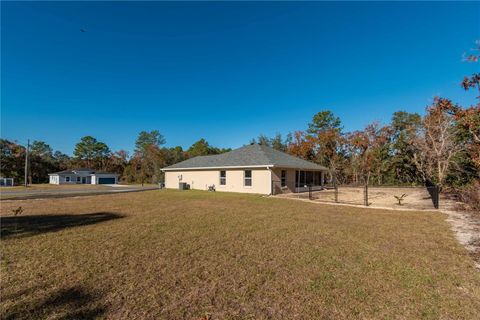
[65,176,71,182]
[77,176,81,183]
[244,170,252,186]
[220,170,226,185]
[281,170,287,187]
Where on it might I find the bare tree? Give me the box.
[413,98,462,189]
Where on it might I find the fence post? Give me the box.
[433,185,439,209]
[334,176,338,203]
[426,183,440,210]
[364,184,369,206]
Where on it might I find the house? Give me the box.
[48,169,119,185]
[161,144,329,195]
[0,178,14,187]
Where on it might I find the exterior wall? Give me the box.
[165,168,272,195]
[49,175,60,184]
[49,173,116,185]
[271,168,297,194]
[59,175,77,184]
[57,171,94,184]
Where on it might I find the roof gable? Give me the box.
[162,144,328,171]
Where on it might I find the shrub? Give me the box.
[455,180,480,213]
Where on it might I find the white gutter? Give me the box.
[162,165,273,171]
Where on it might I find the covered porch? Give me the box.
[271,168,331,195]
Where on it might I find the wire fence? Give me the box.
[272,180,440,210]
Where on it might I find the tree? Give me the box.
[163,146,185,166]
[251,133,290,151]
[307,110,342,134]
[461,40,480,99]
[0,139,25,183]
[254,135,271,147]
[30,141,53,158]
[412,98,462,189]
[187,139,212,157]
[106,150,129,179]
[390,111,422,184]
[305,111,344,181]
[346,123,391,185]
[134,130,166,185]
[458,41,480,169]
[0,139,68,184]
[29,140,56,183]
[135,131,166,154]
[271,133,289,152]
[287,131,316,161]
[53,151,71,171]
[186,139,229,157]
[73,136,111,169]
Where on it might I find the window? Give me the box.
[65,176,71,182]
[219,170,226,185]
[281,170,287,187]
[244,170,252,186]
[77,176,81,182]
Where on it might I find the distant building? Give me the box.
[0,178,14,187]
[48,169,118,185]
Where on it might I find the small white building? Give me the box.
[49,169,118,185]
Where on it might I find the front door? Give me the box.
[82,177,87,184]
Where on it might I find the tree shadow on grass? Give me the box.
[2,285,106,320]
[1,212,124,239]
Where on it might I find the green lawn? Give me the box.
[1,190,479,319]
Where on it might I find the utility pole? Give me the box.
[24,139,29,188]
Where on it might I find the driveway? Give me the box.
[0,185,159,200]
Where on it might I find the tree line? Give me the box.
[250,43,479,208]
[0,134,230,185]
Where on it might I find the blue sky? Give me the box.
[2,1,479,155]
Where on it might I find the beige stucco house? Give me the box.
[161,144,329,195]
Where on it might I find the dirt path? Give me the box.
[443,209,480,269]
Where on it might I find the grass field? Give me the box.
[1,190,479,319]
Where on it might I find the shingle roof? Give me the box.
[49,170,77,175]
[162,144,328,171]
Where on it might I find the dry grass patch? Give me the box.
[1,190,479,319]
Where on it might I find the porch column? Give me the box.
[296,170,299,193]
